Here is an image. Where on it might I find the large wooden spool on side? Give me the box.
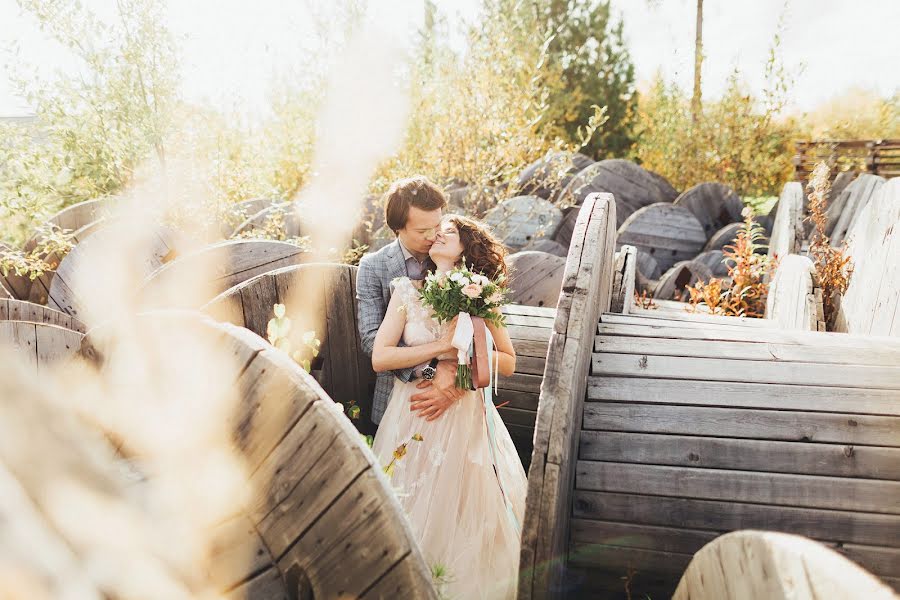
[80,312,437,599]
[142,239,308,310]
[674,531,895,600]
[0,320,83,374]
[46,223,183,321]
[518,193,617,600]
[203,262,377,433]
[673,182,744,238]
[0,298,86,333]
[616,203,707,273]
[506,251,566,308]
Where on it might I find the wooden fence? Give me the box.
[794,139,900,185]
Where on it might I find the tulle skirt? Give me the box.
[372,378,528,600]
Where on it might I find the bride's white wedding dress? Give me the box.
[372,277,528,600]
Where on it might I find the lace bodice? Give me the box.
[393,277,451,349]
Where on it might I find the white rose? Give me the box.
[450,272,464,282]
[474,274,490,286]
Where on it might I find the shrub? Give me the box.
[685,208,778,317]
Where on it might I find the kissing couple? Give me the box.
[357,176,527,599]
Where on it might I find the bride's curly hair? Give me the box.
[448,215,509,285]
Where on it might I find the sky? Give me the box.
[0,0,898,118]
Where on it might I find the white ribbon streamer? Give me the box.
[451,312,474,366]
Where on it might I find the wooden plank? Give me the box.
[601,311,771,329]
[767,182,804,262]
[570,518,717,555]
[579,430,900,479]
[597,319,900,349]
[587,376,900,416]
[503,304,557,318]
[572,490,900,547]
[582,402,900,446]
[504,312,556,329]
[206,514,273,591]
[594,334,900,367]
[222,566,287,600]
[360,552,436,599]
[592,352,900,390]
[766,254,816,329]
[34,323,83,373]
[575,461,900,514]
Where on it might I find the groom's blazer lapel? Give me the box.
[386,239,407,282]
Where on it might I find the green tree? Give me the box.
[1,0,178,244]
[532,0,637,158]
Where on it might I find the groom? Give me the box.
[357,176,466,428]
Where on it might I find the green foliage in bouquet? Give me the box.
[418,264,507,329]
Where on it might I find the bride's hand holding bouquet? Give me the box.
[419,262,507,389]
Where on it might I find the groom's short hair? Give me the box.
[384,176,447,233]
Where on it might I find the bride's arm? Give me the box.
[372,291,454,373]
[486,313,517,377]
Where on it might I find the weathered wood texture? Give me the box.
[767,182,804,263]
[830,174,885,247]
[203,263,377,434]
[0,281,10,299]
[702,221,743,252]
[610,245,636,314]
[506,251,566,308]
[794,138,900,184]
[483,195,564,251]
[765,254,818,330]
[46,223,183,323]
[569,309,900,598]
[558,160,677,227]
[693,249,730,277]
[26,218,110,306]
[616,203,706,273]
[516,151,595,201]
[674,531,895,600]
[0,299,87,333]
[834,178,900,336]
[82,313,437,599]
[653,260,713,301]
[523,239,569,257]
[672,182,744,238]
[518,193,616,600]
[0,321,83,374]
[0,242,36,301]
[142,240,307,310]
[24,197,117,253]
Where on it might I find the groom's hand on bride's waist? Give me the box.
[409,360,465,421]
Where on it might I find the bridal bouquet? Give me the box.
[419,263,507,388]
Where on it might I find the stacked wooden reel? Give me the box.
[499,159,770,307]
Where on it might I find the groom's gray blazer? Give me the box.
[357,240,420,425]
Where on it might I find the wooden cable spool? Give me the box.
[203,262,377,433]
[505,251,566,308]
[23,197,118,252]
[483,195,564,251]
[616,203,707,273]
[674,531,895,600]
[765,254,818,331]
[231,201,305,239]
[673,182,744,238]
[516,151,595,201]
[693,250,730,277]
[703,221,744,252]
[552,206,580,248]
[1,298,87,333]
[557,159,678,227]
[767,182,804,264]
[634,249,662,280]
[78,312,436,599]
[523,238,569,257]
[830,174,885,247]
[653,260,714,301]
[46,223,184,322]
[834,178,900,336]
[26,218,109,306]
[0,320,84,374]
[141,239,308,310]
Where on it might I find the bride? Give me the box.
[371,215,527,600]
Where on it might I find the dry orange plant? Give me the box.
[805,162,853,326]
[686,208,778,318]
